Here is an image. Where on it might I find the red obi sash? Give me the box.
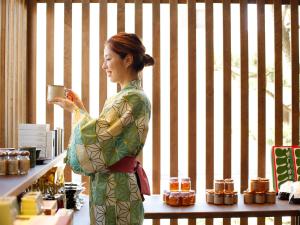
[108,156,151,198]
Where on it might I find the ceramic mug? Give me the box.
[47,85,65,102]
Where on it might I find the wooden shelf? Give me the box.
[0,151,66,197]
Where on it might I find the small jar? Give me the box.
[7,151,19,175]
[225,179,234,192]
[266,191,276,204]
[0,151,8,175]
[169,177,179,192]
[250,178,259,192]
[243,191,254,204]
[163,190,170,202]
[214,192,224,205]
[206,189,214,204]
[19,151,30,175]
[233,191,238,204]
[224,193,234,205]
[255,192,265,204]
[181,192,190,206]
[189,190,196,205]
[215,179,225,193]
[167,192,181,206]
[260,178,269,193]
[181,177,191,192]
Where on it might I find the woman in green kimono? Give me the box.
[50,32,154,225]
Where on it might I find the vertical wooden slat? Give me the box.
[240,0,249,198]
[0,0,6,147]
[188,0,196,225]
[170,0,178,224]
[27,0,37,124]
[82,0,90,194]
[240,218,248,225]
[135,0,143,165]
[64,0,72,182]
[291,217,296,225]
[274,217,282,225]
[152,0,160,224]
[99,0,107,111]
[223,0,231,224]
[46,0,54,130]
[291,0,299,146]
[117,0,125,33]
[257,0,265,179]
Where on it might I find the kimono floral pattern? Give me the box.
[66,79,150,225]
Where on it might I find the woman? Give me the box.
[50,32,154,225]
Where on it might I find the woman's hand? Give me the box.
[48,97,77,112]
[65,89,87,112]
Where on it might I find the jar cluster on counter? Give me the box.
[0,149,30,176]
[163,177,196,206]
[206,178,238,205]
[243,177,276,204]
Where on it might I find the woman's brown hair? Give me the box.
[106,32,155,72]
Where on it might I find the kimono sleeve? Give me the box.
[66,93,150,175]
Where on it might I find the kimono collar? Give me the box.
[122,79,142,91]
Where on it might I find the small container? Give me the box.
[260,178,269,193]
[215,179,225,193]
[189,190,196,205]
[224,193,234,205]
[20,147,36,168]
[250,178,259,192]
[163,190,170,202]
[214,192,224,205]
[7,151,19,175]
[167,192,181,206]
[243,191,254,204]
[181,192,190,206]
[0,151,8,175]
[181,177,191,191]
[225,179,234,192]
[233,191,238,204]
[255,192,265,204]
[169,177,179,192]
[206,189,214,204]
[266,191,276,204]
[19,151,30,175]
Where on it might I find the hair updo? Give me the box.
[105,32,155,72]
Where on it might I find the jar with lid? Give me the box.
[181,192,190,206]
[243,191,254,204]
[163,190,170,202]
[0,151,8,175]
[215,179,225,193]
[266,191,276,204]
[225,178,234,192]
[167,192,181,206]
[206,189,214,204]
[19,151,30,175]
[8,151,19,175]
[169,177,179,191]
[255,192,265,204]
[189,190,196,204]
[224,193,234,205]
[214,192,224,205]
[250,178,259,192]
[181,177,191,191]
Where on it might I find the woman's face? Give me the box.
[102,46,127,83]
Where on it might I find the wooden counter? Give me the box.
[0,152,66,197]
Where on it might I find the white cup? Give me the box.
[47,85,65,102]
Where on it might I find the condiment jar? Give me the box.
[181,177,191,191]
[266,191,276,204]
[163,190,170,202]
[7,151,19,175]
[225,178,234,192]
[181,192,190,206]
[168,192,181,206]
[19,151,30,175]
[255,192,265,204]
[206,189,214,204]
[224,193,234,205]
[0,151,8,175]
[260,178,269,193]
[169,177,179,192]
[215,179,225,193]
[214,192,224,205]
[233,191,238,204]
[250,178,259,192]
[189,190,196,204]
[243,191,254,204]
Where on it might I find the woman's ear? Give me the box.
[124,54,133,68]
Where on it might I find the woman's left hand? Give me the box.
[48,97,77,112]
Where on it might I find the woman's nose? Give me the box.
[102,62,106,70]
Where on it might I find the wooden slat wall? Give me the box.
[46,0,54,130]
[82,0,90,194]
[291,0,299,146]
[63,0,72,182]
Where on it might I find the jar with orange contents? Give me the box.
[167,192,181,206]
[163,190,170,202]
[189,190,196,205]
[169,177,179,191]
[181,192,190,206]
[181,177,191,192]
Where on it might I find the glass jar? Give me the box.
[255,192,265,204]
[19,151,30,175]
[225,178,234,192]
[215,179,225,193]
[0,151,8,175]
[250,178,259,192]
[169,177,179,192]
[181,192,190,206]
[260,178,269,193]
[224,193,234,205]
[243,191,254,204]
[167,192,181,206]
[206,189,214,204]
[233,191,238,204]
[214,192,224,205]
[189,190,196,205]
[163,190,170,202]
[181,177,191,192]
[7,151,19,175]
[266,191,276,204]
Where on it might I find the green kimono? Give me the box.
[66,79,151,225]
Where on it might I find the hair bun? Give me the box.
[143,54,155,67]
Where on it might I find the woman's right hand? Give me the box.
[65,89,87,112]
